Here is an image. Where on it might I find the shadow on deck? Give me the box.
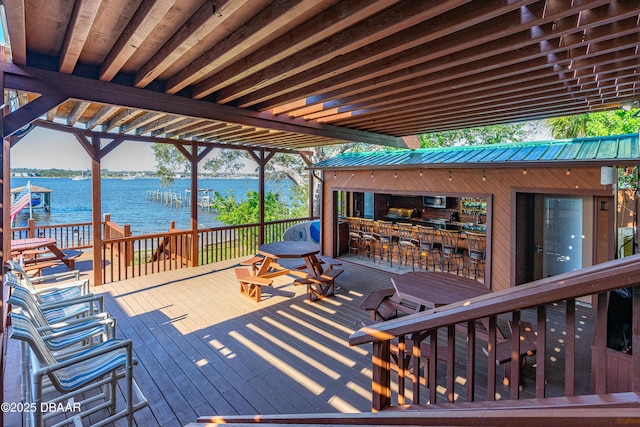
[4,254,595,426]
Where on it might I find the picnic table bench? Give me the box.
[235,267,273,302]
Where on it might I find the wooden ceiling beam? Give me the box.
[165,0,327,94]
[3,0,27,65]
[32,118,301,154]
[84,105,119,130]
[340,80,638,133]
[150,118,207,137]
[58,0,101,74]
[295,15,639,122]
[369,88,636,135]
[119,111,165,133]
[134,0,252,88]
[66,101,91,126]
[191,0,401,99]
[166,120,221,139]
[256,0,625,113]
[136,114,184,135]
[332,49,639,126]
[324,48,640,125]
[219,0,486,106]
[309,41,639,121]
[2,62,403,146]
[99,0,176,82]
[4,93,67,136]
[102,108,142,131]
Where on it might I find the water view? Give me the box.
[11,176,292,234]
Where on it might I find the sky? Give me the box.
[11,127,159,171]
[11,124,552,173]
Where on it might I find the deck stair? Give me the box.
[188,392,640,426]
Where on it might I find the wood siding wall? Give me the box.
[321,166,613,292]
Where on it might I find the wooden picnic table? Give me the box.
[255,241,343,302]
[10,237,79,270]
[256,241,321,279]
[361,271,490,321]
[392,271,491,311]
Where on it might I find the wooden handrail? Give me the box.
[350,254,640,346]
[349,254,640,410]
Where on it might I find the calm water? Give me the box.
[11,177,291,235]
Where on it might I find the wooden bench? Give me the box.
[240,255,264,275]
[234,267,273,302]
[294,268,344,302]
[359,288,417,321]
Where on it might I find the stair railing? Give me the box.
[349,254,640,411]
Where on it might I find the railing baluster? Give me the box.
[466,319,476,402]
[397,335,406,405]
[447,325,455,403]
[633,286,640,392]
[509,311,521,397]
[565,299,576,396]
[411,333,421,404]
[428,329,438,404]
[536,305,547,398]
[487,315,497,400]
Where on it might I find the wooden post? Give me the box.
[371,340,391,411]
[190,142,198,267]
[27,218,35,238]
[259,149,266,246]
[91,136,103,286]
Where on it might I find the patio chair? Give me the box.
[5,273,103,323]
[8,285,114,352]
[7,261,88,304]
[9,311,148,427]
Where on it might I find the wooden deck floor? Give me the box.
[4,254,596,427]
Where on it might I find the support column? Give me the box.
[91,136,103,286]
[258,149,265,245]
[190,141,198,267]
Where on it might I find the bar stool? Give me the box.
[416,225,441,271]
[346,217,361,257]
[377,220,396,267]
[397,223,417,270]
[466,231,487,283]
[359,218,380,260]
[439,229,464,275]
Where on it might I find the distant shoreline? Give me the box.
[11,168,258,180]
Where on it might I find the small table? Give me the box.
[257,241,321,279]
[392,271,491,311]
[11,237,77,270]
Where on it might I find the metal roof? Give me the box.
[311,134,640,170]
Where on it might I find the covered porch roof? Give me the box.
[0,1,638,150]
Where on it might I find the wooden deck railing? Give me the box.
[101,217,315,283]
[349,255,640,411]
[11,218,94,249]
